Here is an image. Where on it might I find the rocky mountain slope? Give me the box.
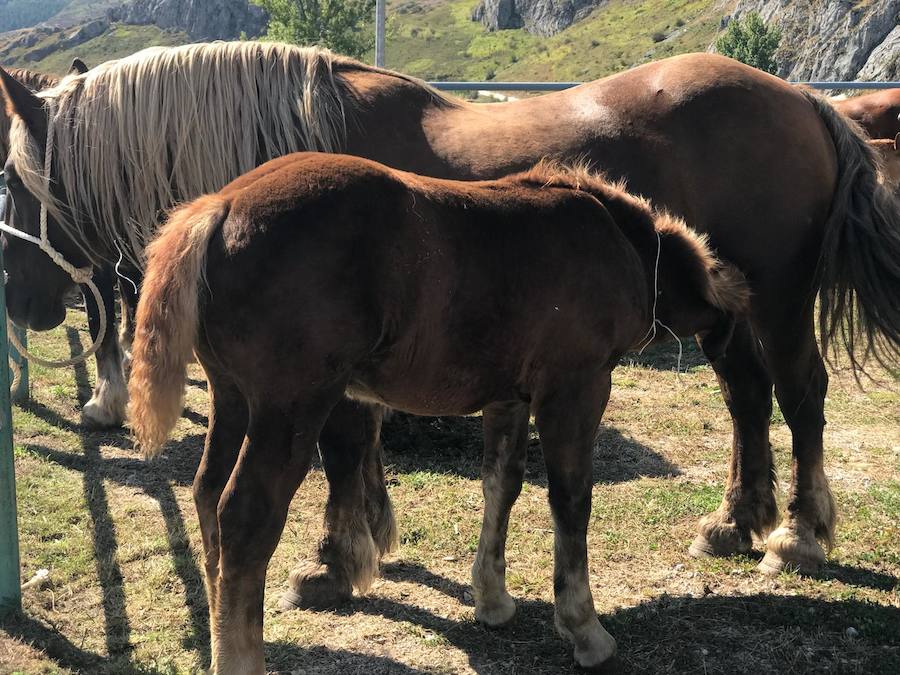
[472,0,604,36]
[724,0,899,82]
[108,0,266,41]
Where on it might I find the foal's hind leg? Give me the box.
[756,312,835,575]
[192,370,247,665]
[211,403,323,675]
[472,400,530,627]
[535,371,616,670]
[82,266,128,428]
[281,398,383,609]
[690,320,778,558]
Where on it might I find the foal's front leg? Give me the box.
[534,372,616,670]
[472,400,530,626]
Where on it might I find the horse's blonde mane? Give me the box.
[8,41,390,267]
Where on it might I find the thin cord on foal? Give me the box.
[636,229,684,375]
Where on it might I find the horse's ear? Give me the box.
[69,58,88,75]
[0,66,45,137]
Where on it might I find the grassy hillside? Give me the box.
[384,0,722,82]
[1,24,188,75]
[2,0,723,82]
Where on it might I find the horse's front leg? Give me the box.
[534,370,616,670]
[280,397,385,609]
[690,319,779,558]
[117,263,141,370]
[472,400,530,626]
[82,265,128,428]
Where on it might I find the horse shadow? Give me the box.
[274,560,899,674]
[623,338,709,372]
[382,414,680,486]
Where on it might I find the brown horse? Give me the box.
[1,44,898,597]
[0,58,134,429]
[129,152,749,673]
[834,88,900,139]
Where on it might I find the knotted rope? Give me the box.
[0,98,106,385]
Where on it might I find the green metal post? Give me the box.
[0,241,21,617]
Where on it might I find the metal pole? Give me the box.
[0,241,21,617]
[375,0,385,68]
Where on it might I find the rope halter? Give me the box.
[0,97,107,372]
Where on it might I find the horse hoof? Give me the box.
[81,400,124,429]
[757,526,825,576]
[475,591,516,627]
[757,551,821,576]
[688,529,751,559]
[573,628,618,672]
[280,563,352,610]
[576,653,622,673]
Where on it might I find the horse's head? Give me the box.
[0,67,90,330]
[647,214,750,360]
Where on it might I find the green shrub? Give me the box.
[715,12,781,74]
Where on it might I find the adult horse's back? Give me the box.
[1,47,897,595]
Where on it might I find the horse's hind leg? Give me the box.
[192,369,247,666]
[212,397,335,675]
[81,265,128,428]
[756,311,834,575]
[690,320,778,557]
[472,400,529,627]
[535,370,616,670]
[280,397,382,610]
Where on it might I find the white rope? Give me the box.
[1,99,107,376]
[114,242,139,295]
[636,230,684,375]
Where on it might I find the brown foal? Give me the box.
[129,153,748,673]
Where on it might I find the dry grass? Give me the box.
[0,309,898,674]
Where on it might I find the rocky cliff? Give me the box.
[472,0,605,37]
[722,0,899,81]
[108,0,267,41]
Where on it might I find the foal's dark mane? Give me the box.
[507,161,749,315]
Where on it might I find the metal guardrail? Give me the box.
[429,81,900,92]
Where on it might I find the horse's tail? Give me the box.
[128,195,229,458]
[803,90,900,373]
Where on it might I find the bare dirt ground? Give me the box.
[0,311,897,674]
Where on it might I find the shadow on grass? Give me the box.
[298,576,900,674]
[1,613,426,675]
[623,338,708,372]
[382,414,680,486]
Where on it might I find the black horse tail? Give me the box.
[803,89,900,375]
